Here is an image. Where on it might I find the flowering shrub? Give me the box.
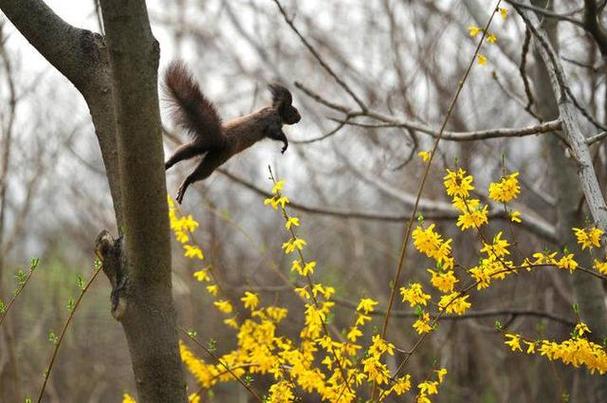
[118,5,607,402]
[128,164,607,403]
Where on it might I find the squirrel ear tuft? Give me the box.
[268,83,293,106]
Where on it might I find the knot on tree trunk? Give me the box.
[95,229,128,321]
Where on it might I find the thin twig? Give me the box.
[292,112,363,144]
[295,81,561,143]
[491,71,541,121]
[217,168,558,244]
[0,258,39,328]
[586,130,607,144]
[272,0,367,111]
[519,27,536,115]
[333,298,574,326]
[380,0,503,340]
[562,56,604,72]
[37,263,103,403]
[505,0,584,26]
[374,2,504,400]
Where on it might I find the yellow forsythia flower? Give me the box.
[282,238,307,254]
[538,337,607,374]
[412,224,453,264]
[356,313,372,326]
[477,54,487,65]
[266,306,288,322]
[400,283,431,307]
[480,231,510,258]
[524,341,536,354]
[122,393,136,403]
[302,261,316,276]
[488,172,520,203]
[213,300,233,314]
[223,317,238,329]
[285,216,300,230]
[206,284,219,296]
[356,298,378,314]
[264,195,289,209]
[593,259,607,275]
[413,312,433,334]
[572,226,603,250]
[418,380,439,395]
[456,203,489,231]
[240,291,260,310]
[435,368,448,383]
[499,7,508,20]
[556,253,578,272]
[193,269,210,282]
[268,381,295,402]
[391,374,412,395]
[575,322,591,337]
[427,269,458,293]
[510,210,522,223]
[505,333,522,352]
[438,292,471,315]
[183,245,204,260]
[362,355,391,385]
[444,168,474,198]
[294,286,310,299]
[275,196,289,208]
[468,25,482,37]
[418,151,431,162]
[272,180,285,195]
[347,326,363,342]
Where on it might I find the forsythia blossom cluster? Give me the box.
[504,322,607,375]
[468,6,508,65]
[155,163,607,402]
[164,182,442,402]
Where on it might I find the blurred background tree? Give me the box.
[1,0,607,401]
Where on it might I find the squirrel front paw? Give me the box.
[176,186,186,204]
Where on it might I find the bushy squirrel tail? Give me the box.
[162,61,223,145]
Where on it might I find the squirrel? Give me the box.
[163,61,301,204]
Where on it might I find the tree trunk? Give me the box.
[0,1,187,401]
[98,1,187,401]
[528,1,607,400]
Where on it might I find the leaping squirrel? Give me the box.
[163,61,301,203]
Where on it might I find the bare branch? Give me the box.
[296,82,562,142]
[271,0,367,111]
[583,0,607,56]
[519,27,536,115]
[586,130,607,144]
[0,0,104,95]
[333,298,575,326]
[217,163,558,244]
[517,4,607,232]
[505,0,584,26]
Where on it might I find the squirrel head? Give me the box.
[269,83,301,125]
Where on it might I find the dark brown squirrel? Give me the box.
[163,61,301,204]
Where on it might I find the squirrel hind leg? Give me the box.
[165,143,206,170]
[175,150,228,203]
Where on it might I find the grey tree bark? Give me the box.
[0,1,187,401]
[525,1,607,400]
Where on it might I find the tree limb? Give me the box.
[0,0,103,95]
[294,82,562,143]
[333,297,575,326]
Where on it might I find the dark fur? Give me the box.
[163,61,301,204]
